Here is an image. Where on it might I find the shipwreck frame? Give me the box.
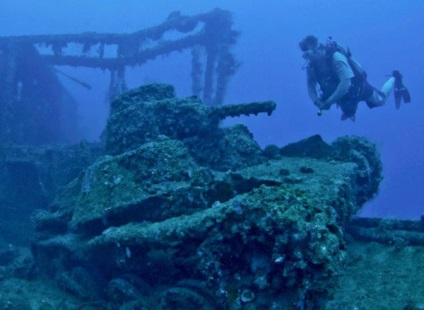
[0,8,239,145]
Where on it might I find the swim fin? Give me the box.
[393,70,411,108]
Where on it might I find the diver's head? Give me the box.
[299,35,319,60]
[299,35,318,51]
[299,35,318,52]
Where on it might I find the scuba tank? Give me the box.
[325,36,367,82]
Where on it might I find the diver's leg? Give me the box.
[365,88,387,108]
[365,76,394,108]
[381,76,395,98]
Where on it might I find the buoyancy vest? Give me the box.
[308,39,368,102]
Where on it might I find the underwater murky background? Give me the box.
[2,0,423,219]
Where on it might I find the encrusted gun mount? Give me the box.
[105,83,276,159]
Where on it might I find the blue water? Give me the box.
[2,0,423,219]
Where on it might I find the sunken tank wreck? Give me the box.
[31,83,382,309]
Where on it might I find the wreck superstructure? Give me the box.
[0,9,239,145]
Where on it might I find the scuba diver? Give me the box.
[299,35,411,120]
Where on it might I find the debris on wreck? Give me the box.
[347,216,424,247]
[30,83,385,309]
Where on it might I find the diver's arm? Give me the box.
[306,70,319,103]
[307,83,319,103]
[320,57,353,109]
[321,78,351,109]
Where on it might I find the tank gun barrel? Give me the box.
[208,100,277,121]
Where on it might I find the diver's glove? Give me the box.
[392,70,411,108]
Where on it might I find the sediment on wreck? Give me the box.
[32,83,382,309]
